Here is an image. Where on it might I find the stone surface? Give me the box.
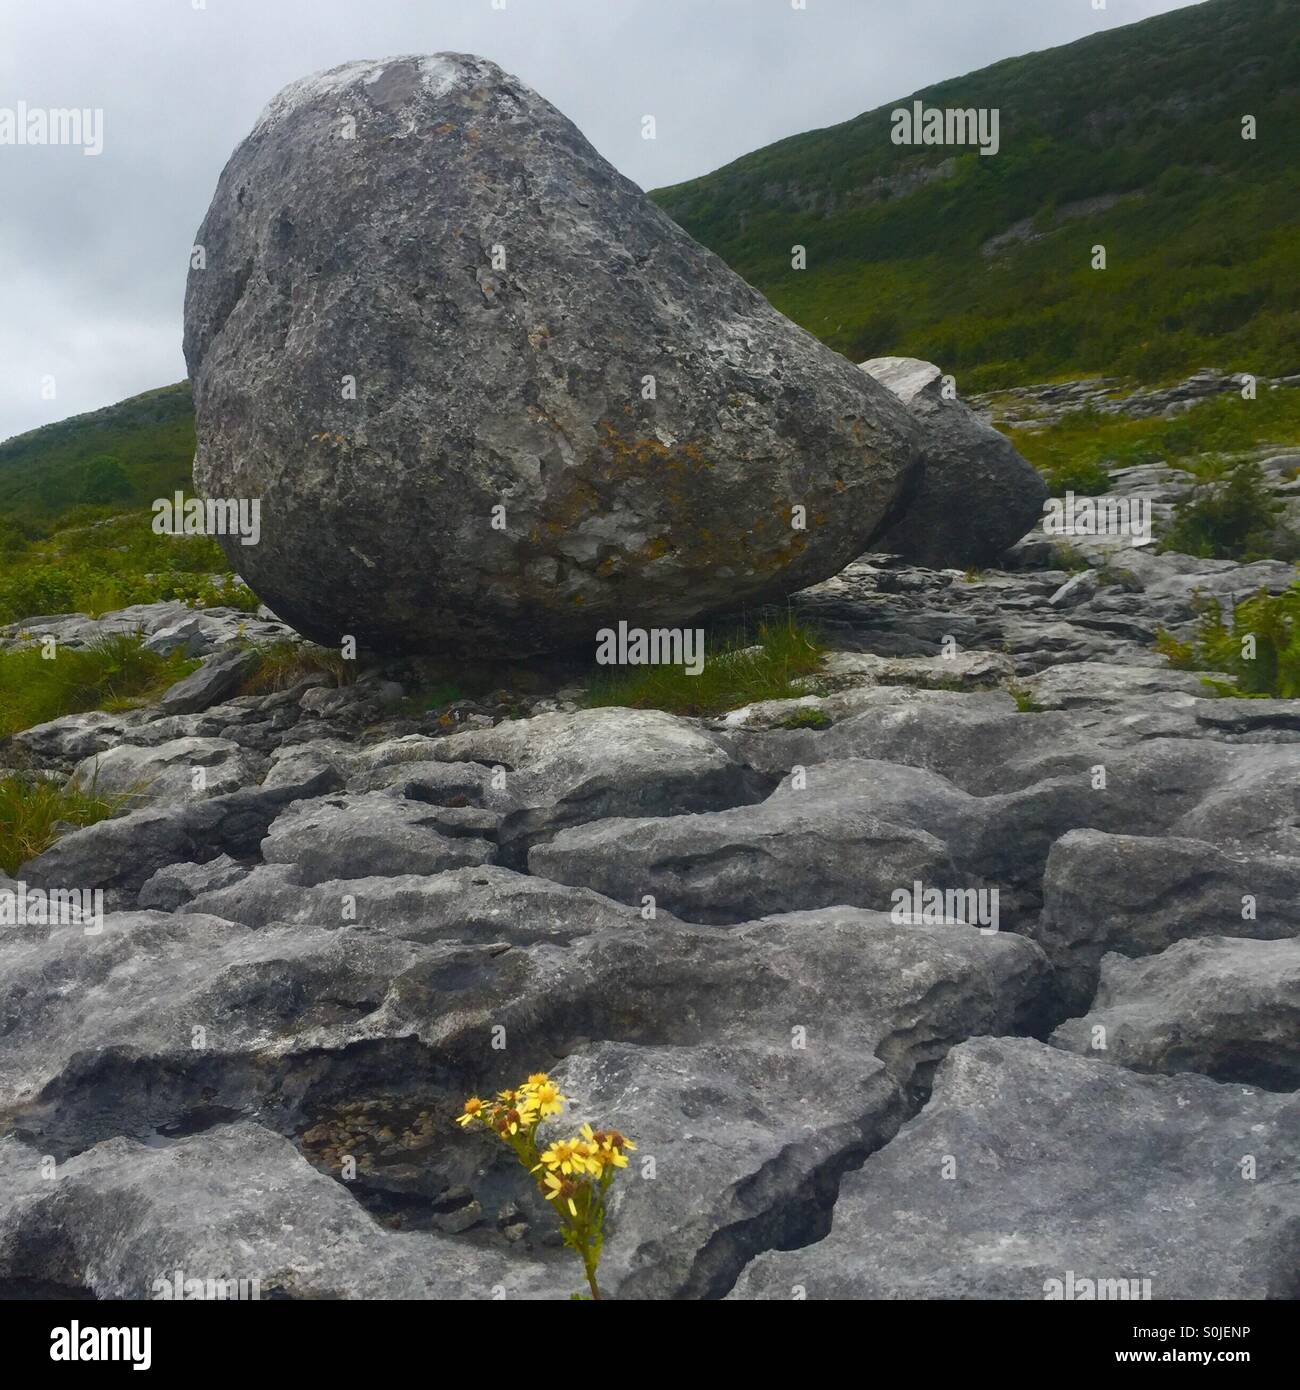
[260,791,498,885]
[183,54,919,656]
[1051,936,1300,1090]
[4,437,1299,1301]
[730,1037,1300,1300]
[67,736,268,809]
[157,648,260,715]
[1032,829,1300,1011]
[860,357,1047,566]
[0,1123,550,1299]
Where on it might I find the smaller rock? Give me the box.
[860,356,1049,567]
[158,648,260,716]
[138,854,249,912]
[1046,569,1100,609]
[1050,936,1300,1091]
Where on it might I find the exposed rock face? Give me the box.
[1051,937,1300,1091]
[859,356,1048,566]
[183,54,919,656]
[730,1038,1300,1300]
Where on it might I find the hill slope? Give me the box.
[651,0,1300,390]
[0,382,194,530]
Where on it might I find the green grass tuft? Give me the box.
[0,633,197,739]
[1155,579,1300,698]
[0,770,131,875]
[584,616,825,717]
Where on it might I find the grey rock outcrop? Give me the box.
[1051,936,1300,1090]
[731,1037,1300,1300]
[183,54,919,656]
[859,357,1048,566]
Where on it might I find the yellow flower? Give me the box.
[594,1128,636,1153]
[456,1097,486,1127]
[524,1072,551,1088]
[538,1138,591,1175]
[542,1172,579,1218]
[530,1080,565,1118]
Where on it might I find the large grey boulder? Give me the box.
[860,356,1048,566]
[183,54,919,657]
[731,1037,1300,1300]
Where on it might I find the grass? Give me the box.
[0,770,131,875]
[0,633,198,739]
[1155,579,1300,698]
[238,639,354,695]
[777,707,832,730]
[0,507,261,627]
[1007,679,1045,713]
[1008,388,1300,495]
[584,615,825,717]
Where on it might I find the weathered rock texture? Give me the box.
[183,54,919,656]
[860,356,1048,566]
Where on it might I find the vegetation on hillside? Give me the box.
[1006,384,1300,491]
[0,510,258,627]
[653,0,1300,391]
[1157,579,1300,698]
[0,382,194,528]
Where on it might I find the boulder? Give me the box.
[183,55,919,656]
[860,356,1048,566]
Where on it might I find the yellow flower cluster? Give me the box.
[534,1124,637,1215]
[455,1070,636,1299]
[456,1072,566,1136]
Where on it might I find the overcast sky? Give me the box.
[0,0,1205,443]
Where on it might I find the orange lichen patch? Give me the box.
[833,478,847,492]
[432,122,457,135]
[527,326,552,350]
[309,431,349,447]
[527,423,823,581]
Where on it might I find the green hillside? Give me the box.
[651,0,1300,390]
[0,382,194,532]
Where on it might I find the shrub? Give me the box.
[1161,459,1290,562]
[1155,580,1300,698]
